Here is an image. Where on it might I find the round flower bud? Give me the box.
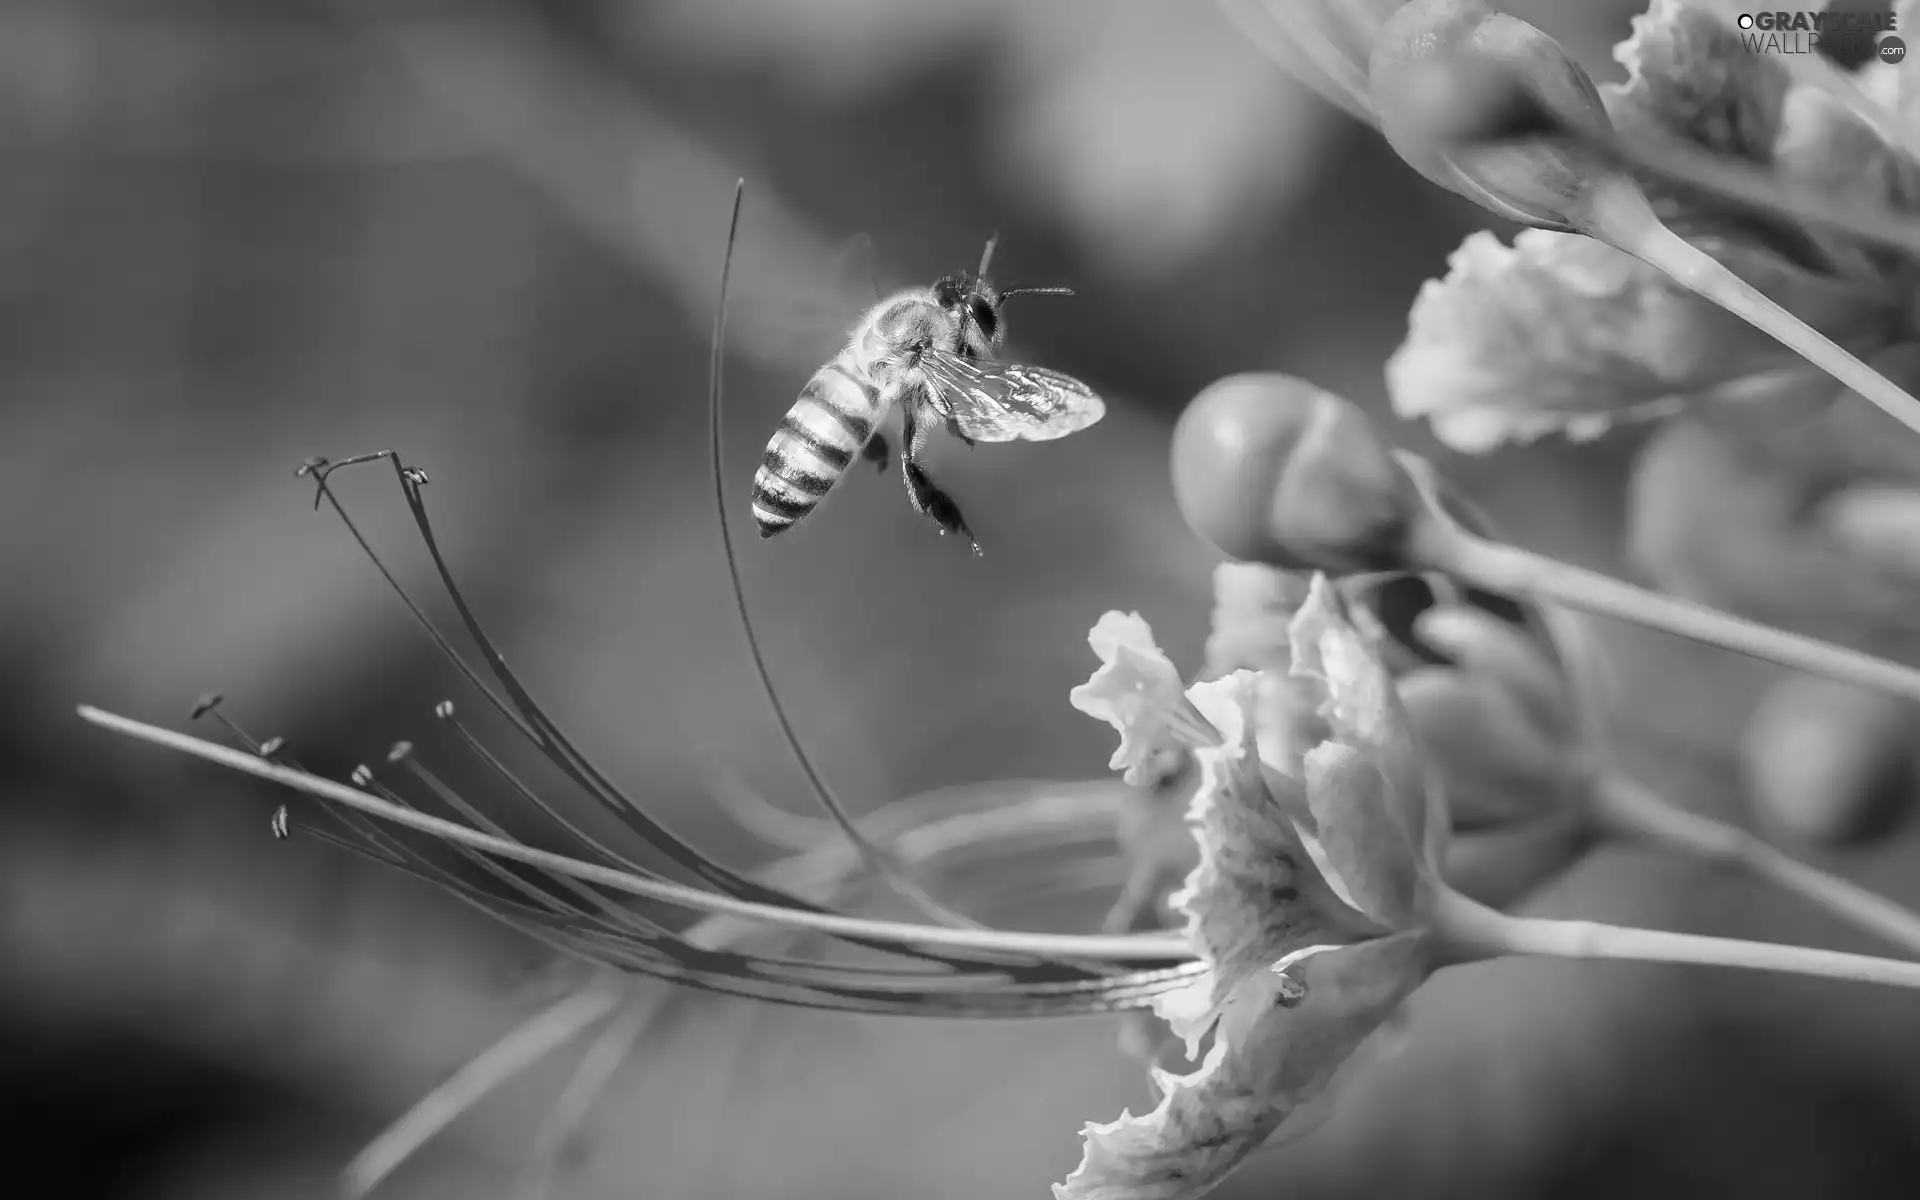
[1170,374,1421,575]
[1380,46,1563,151]
[1743,676,1914,846]
[1397,666,1572,830]
[1370,0,1616,231]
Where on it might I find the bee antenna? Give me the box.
[997,286,1074,300]
[976,232,1000,281]
[705,180,983,931]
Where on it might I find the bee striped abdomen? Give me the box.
[751,361,882,537]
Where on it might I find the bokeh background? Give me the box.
[6,1,1920,1197]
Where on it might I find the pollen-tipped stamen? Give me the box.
[303,449,1052,974]
[191,696,406,866]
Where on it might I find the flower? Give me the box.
[1070,611,1228,786]
[1387,0,1917,451]
[1057,575,1442,1200]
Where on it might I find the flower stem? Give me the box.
[1584,180,1920,439]
[510,996,655,1200]
[1591,773,1920,958]
[344,982,623,1199]
[1433,887,1920,990]
[75,705,1195,961]
[1431,532,1920,704]
[1594,124,1920,260]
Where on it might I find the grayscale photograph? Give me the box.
[9,2,1920,1197]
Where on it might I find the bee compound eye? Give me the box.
[969,297,998,336]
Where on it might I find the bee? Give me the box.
[749,236,1105,554]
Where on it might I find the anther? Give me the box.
[351,764,375,788]
[434,700,455,719]
[298,449,401,509]
[257,735,286,759]
[190,693,224,721]
[271,806,291,840]
[195,699,268,756]
[388,741,415,765]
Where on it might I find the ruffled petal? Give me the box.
[1154,673,1375,1055]
[1055,933,1430,1200]
[1283,576,1431,925]
[1201,563,1328,798]
[1602,0,1920,286]
[1072,612,1218,786]
[1387,228,1875,453]
[1287,576,1396,748]
[1605,0,1787,165]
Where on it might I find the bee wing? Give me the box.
[824,232,882,308]
[918,348,1106,443]
[730,231,888,369]
[1217,0,1397,127]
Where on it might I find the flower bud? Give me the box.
[1413,605,1565,724]
[1171,374,1421,575]
[1397,667,1572,830]
[1742,676,1915,846]
[1379,45,1563,150]
[1370,0,1616,230]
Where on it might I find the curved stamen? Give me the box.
[297,452,1086,977]
[81,705,1194,963]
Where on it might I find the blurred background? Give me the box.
[6,1,1920,1197]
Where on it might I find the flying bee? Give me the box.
[749,236,1104,554]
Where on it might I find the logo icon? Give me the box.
[1882,34,1908,63]
[1738,13,1755,29]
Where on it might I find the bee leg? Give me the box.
[900,408,981,556]
[861,430,891,474]
[936,405,976,449]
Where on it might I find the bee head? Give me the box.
[934,271,1004,358]
[932,273,968,309]
[963,283,1002,343]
